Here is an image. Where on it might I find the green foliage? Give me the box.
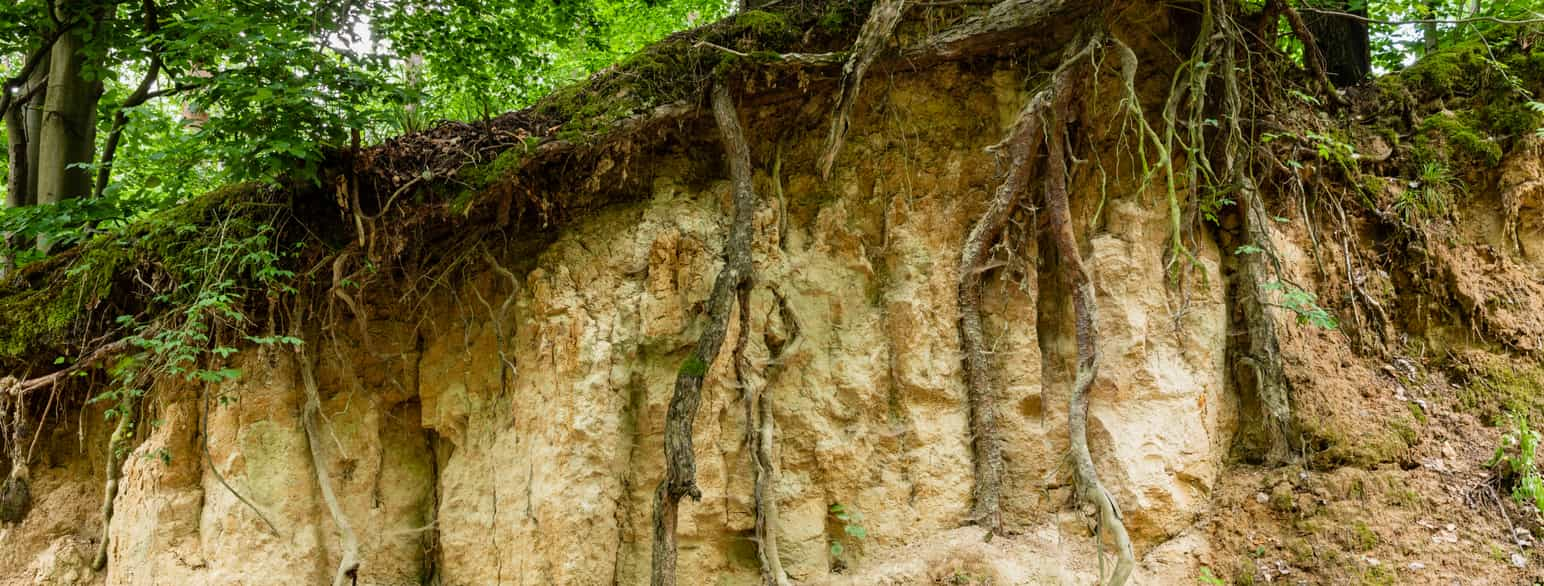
[1263,281,1339,330]
[1394,160,1462,223]
[2,0,727,239]
[1488,411,1544,511]
[827,502,867,563]
[1199,566,1228,585]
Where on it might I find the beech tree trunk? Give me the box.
[4,109,24,209]
[6,61,49,208]
[36,22,103,205]
[1305,0,1370,87]
[22,61,48,205]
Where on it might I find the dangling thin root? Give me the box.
[0,388,32,523]
[650,81,759,586]
[818,0,905,178]
[734,289,792,586]
[1041,33,1134,586]
[93,393,139,570]
[293,310,361,586]
[202,385,282,536]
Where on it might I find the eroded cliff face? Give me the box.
[0,62,1243,585]
[7,11,1544,582]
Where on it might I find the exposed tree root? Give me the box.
[202,384,281,536]
[650,81,758,586]
[955,78,1055,535]
[733,289,792,586]
[1040,34,1134,586]
[818,0,904,178]
[293,314,361,586]
[0,389,32,523]
[1216,2,1294,463]
[92,393,139,570]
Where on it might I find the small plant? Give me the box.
[828,502,867,566]
[1199,566,1227,585]
[1263,281,1338,330]
[1530,101,1544,138]
[1395,160,1462,223]
[1488,411,1544,510]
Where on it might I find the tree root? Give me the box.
[955,75,1056,535]
[733,289,792,586]
[202,384,281,536]
[1216,3,1294,463]
[92,393,139,570]
[0,389,32,523]
[293,314,361,586]
[1277,0,1349,105]
[650,81,758,586]
[818,0,904,178]
[1039,34,1134,586]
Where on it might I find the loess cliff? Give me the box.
[4,1,1544,585]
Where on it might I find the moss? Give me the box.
[1417,112,1503,167]
[1359,565,1395,586]
[1351,520,1379,552]
[1401,40,1492,96]
[1301,414,1413,469]
[0,182,276,362]
[732,10,796,42]
[461,147,530,190]
[1456,354,1544,423]
[679,354,708,377]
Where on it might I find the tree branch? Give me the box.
[1298,6,1544,26]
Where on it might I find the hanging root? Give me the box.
[0,388,31,523]
[293,312,361,586]
[1214,0,1293,461]
[650,81,759,586]
[92,393,139,570]
[955,70,1059,535]
[1038,33,1135,586]
[202,384,282,536]
[818,0,905,178]
[734,289,792,586]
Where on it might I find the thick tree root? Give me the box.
[818,0,904,178]
[650,82,758,586]
[1217,0,1294,462]
[1040,35,1135,586]
[955,82,1055,535]
[92,394,139,570]
[293,322,361,586]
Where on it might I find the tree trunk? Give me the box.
[1304,0,1370,87]
[36,22,102,205]
[4,108,25,209]
[22,62,48,206]
[1421,1,1439,55]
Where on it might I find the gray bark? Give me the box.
[36,22,102,205]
